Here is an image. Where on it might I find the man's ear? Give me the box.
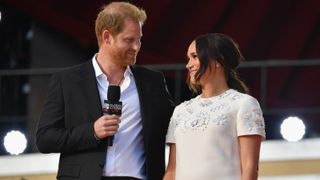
[102,30,111,44]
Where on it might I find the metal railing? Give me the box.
[1,59,320,116]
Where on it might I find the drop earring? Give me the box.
[216,61,220,68]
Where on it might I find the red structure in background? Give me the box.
[2,0,319,61]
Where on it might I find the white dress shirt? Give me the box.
[92,55,145,179]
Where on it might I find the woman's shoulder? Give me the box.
[227,89,257,100]
[227,89,261,109]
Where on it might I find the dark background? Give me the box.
[0,0,319,155]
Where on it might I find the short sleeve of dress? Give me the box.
[237,96,266,138]
[166,106,181,144]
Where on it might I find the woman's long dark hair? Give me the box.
[187,33,249,94]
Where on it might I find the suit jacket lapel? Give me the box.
[79,61,103,120]
[130,66,149,141]
[130,66,146,117]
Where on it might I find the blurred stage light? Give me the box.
[280,116,306,142]
[3,130,27,155]
[0,11,2,22]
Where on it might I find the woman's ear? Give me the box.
[216,54,224,68]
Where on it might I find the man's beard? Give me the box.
[110,48,137,66]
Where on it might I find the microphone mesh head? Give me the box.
[107,85,120,101]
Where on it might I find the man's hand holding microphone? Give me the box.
[94,85,122,146]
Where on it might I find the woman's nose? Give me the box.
[186,61,192,69]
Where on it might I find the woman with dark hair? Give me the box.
[163,33,265,180]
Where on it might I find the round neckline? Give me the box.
[198,89,233,100]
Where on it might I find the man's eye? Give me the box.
[125,39,133,43]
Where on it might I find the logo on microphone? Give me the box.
[104,102,122,115]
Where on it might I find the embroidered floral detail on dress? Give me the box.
[166,116,178,139]
[184,100,193,106]
[184,111,210,131]
[199,99,213,107]
[186,107,194,114]
[231,94,242,101]
[242,108,265,131]
[212,114,229,126]
[180,96,232,131]
[210,103,226,113]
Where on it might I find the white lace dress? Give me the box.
[166,89,265,180]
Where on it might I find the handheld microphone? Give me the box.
[103,85,122,146]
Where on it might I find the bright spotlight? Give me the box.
[0,11,2,22]
[280,116,305,142]
[3,130,27,155]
